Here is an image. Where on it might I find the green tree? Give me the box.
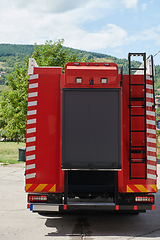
[0,63,28,142]
[0,39,90,141]
[32,39,87,71]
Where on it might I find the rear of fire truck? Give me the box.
[25,53,157,213]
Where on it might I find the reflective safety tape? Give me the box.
[147,164,157,171]
[146,93,153,98]
[26,146,36,152]
[25,184,33,191]
[27,110,37,116]
[29,83,38,89]
[148,174,157,180]
[146,77,152,81]
[147,137,156,143]
[146,102,153,107]
[29,74,39,80]
[147,146,156,152]
[146,111,155,116]
[27,119,36,125]
[26,173,36,179]
[147,128,156,134]
[26,164,36,170]
[147,119,156,125]
[127,184,157,192]
[25,183,56,192]
[28,92,38,98]
[127,185,134,192]
[28,101,37,107]
[146,84,153,89]
[135,185,148,192]
[27,128,36,133]
[150,185,157,192]
[26,137,36,143]
[33,184,48,192]
[26,155,35,161]
[147,155,156,161]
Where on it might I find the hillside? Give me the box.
[0,43,160,88]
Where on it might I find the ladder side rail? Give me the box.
[128,52,147,180]
[128,53,132,180]
[151,55,155,110]
[143,53,147,180]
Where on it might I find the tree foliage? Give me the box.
[0,39,90,141]
[32,39,88,71]
[0,63,28,141]
[1,39,160,141]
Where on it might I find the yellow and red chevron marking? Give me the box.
[127,184,157,193]
[25,183,56,193]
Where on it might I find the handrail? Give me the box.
[150,55,155,110]
[120,65,123,87]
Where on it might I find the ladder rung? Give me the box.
[129,105,144,108]
[131,150,145,153]
[130,68,145,71]
[129,53,145,57]
[131,84,145,86]
[130,98,145,101]
[131,162,145,164]
[131,146,145,148]
[131,130,145,132]
[131,115,145,117]
[130,177,146,179]
[131,158,145,161]
[129,52,147,181]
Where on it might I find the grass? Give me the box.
[0,142,25,165]
[157,148,160,159]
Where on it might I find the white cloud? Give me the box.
[142,3,147,10]
[0,0,121,46]
[0,0,159,59]
[65,24,127,51]
[122,0,139,8]
[2,0,91,13]
[125,25,160,47]
[29,0,91,13]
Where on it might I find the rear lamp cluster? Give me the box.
[28,194,47,203]
[135,196,154,203]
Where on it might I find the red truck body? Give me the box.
[26,53,157,213]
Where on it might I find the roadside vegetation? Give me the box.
[0,142,25,165]
[0,39,90,142]
[0,85,8,101]
[0,40,160,162]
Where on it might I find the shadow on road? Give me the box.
[43,206,160,238]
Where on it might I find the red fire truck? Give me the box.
[26,53,157,213]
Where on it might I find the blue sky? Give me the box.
[1,0,160,65]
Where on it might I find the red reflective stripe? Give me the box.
[134,205,137,210]
[116,205,119,210]
[63,205,67,210]
[152,205,155,210]
[27,203,30,209]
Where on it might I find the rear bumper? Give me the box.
[28,203,155,212]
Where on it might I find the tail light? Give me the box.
[28,194,47,203]
[135,196,154,203]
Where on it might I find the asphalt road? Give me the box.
[0,163,160,240]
